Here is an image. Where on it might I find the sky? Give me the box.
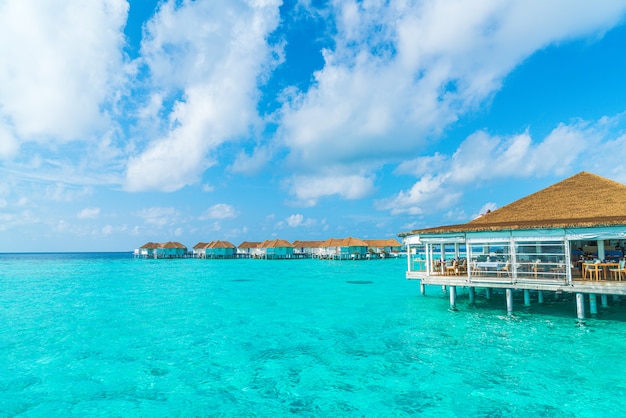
[2,0,626,252]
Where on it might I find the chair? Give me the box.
[497,260,510,277]
[531,261,541,279]
[446,260,458,276]
[432,259,443,275]
[610,260,626,281]
[584,263,601,281]
[471,261,483,276]
[458,259,468,275]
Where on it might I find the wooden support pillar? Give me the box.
[576,293,585,320]
[589,294,598,316]
[449,286,457,310]
[538,290,544,304]
[442,285,447,293]
[485,288,492,299]
[420,282,426,295]
[468,287,475,304]
[601,294,608,308]
[506,289,513,315]
[523,290,531,307]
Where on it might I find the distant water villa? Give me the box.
[134,237,403,260]
[399,172,626,320]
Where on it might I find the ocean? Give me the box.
[1,252,625,417]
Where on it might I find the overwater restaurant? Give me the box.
[400,172,626,319]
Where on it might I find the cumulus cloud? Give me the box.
[0,0,129,144]
[287,214,304,227]
[377,119,598,215]
[124,0,282,191]
[135,207,180,228]
[77,207,101,220]
[229,145,275,175]
[200,203,239,220]
[284,213,317,228]
[279,0,626,200]
[0,124,19,159]
[286,174,375,207]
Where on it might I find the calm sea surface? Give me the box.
[1,253,626,417]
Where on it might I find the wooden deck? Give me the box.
[406,271,626,296]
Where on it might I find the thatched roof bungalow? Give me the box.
[364,238,403,257]
[135,241,187,258]
[204,240,236,259]
[400,172,626,317]
[237,241,261,258]
[320,237,369,260]
[192,242,211,257]
[292,240,325,258]
[257,239,294,259]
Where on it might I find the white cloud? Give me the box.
[287,214,304,227]
[135,207,180,228]
[124,0,282,191]
[77,207,101,220]
[229,145,274,175]
[0,0,129,144]
[472,203,499,220]
[279,0,626,199]
[0,124,19,159]
[377,117,603,215]
[200,203,239,220]
[45,183,94,202]
[287,174,375,207]
[285,213,316,228]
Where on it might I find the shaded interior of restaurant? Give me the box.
[411,239,626,280]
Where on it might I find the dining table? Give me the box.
[582,262,620,280]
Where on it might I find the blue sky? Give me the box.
[2,0,626,252]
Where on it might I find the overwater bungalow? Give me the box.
[205,240,236,259]
[292,240,325,258]
[135,242,158,258]
[192,242,210,258]
[237,241,261,258]
[135,241,188,258]
[400,172,626,319]
[193,241,237,259]
[257,239,294,259]
[319,237,369,260]
[364,238,403,258]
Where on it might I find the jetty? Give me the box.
[399,172,626,320]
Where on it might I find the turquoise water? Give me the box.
[2,253,626,417]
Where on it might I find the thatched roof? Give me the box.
[405,172,626,235]
[321,237,368,247]
[259,239,293,248]
[238,241,261,249]
[364,238,402,247]
[292,240,325,248]
[140,241,187,249]
[207,240,235,249]
[159,241,187,249]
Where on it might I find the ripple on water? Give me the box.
[2,255,626,416]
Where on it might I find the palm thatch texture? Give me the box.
[403,172,626,235]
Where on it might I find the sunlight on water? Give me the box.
[1,253,626,416]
